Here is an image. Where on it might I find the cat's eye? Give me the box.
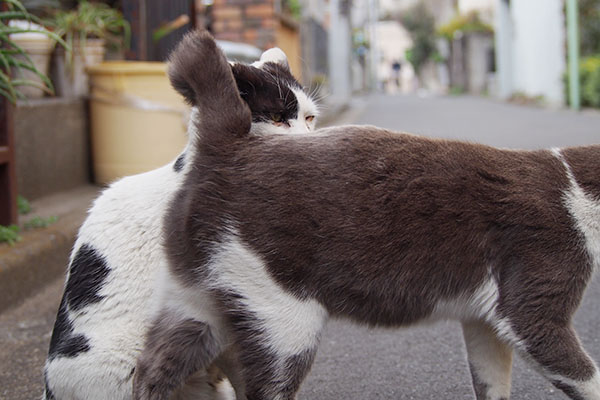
[306,115,315,123]
[271,113,283,123]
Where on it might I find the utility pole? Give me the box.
[566,0,580,110]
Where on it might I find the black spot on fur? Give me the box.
[65,244,110,311]
[231,62,300,125]
[174,153,185,172]
[47,244,109,360]
[47,295,90,360]
[44,372,56,399]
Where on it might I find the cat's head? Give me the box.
[231,49,319,135]
[170,43,319,135]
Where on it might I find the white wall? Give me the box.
[495,0,566,105]
[511,0,565,105]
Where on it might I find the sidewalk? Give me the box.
[0,186,100,313]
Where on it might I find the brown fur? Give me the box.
[138,31,600,400]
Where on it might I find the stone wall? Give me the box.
[207,0,303,80]
[211,0,278,49]
[14,98,90,200]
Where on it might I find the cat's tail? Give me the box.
[168,30,251,151]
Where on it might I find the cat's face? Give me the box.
[231,49,319,135]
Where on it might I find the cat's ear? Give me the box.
[252,47,290,70]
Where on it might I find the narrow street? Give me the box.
[2,93,600,399]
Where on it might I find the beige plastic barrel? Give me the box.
[87,62,189,184]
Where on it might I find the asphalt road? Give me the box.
[2,94,600,400]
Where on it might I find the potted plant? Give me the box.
[1,0,65,101]
[49,0,130,97]
[0,0,66,230]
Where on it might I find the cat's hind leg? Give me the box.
[509,320,600,400]
[206,235,328,400]
[170,365,236,400]
[133,310,224,400]
[462,320,513,400]
[220,303,325,400]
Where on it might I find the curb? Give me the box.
[0,187,97,313]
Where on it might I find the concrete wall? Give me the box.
[14,98,90,200]
[495,0,566,105]
[511,0,565,104]
[466,32,494,94]
[328,0,352,101]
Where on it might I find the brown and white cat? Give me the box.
[43,36,318,400]
[135,31,600,400]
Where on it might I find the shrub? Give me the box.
[566,56,600,108]
[437,11,493,41]
[400,3,436,77]
[581,56,600,107]
[0,225,20,245]
[17,195,31,215]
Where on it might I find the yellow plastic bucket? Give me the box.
[87,61,189,184]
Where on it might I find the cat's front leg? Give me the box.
[462,320,513,400]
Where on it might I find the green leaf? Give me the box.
[0,224,21,246]
[0,86,17,104]
[24,216,58,229]
[0,70,17,101]
[0,11,29,19]
[17,195,31,215]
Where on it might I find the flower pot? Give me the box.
[10,24,56,98]
[53,38,106,97]
[86,61,189,184]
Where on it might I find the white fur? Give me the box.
[206,231,328,357]
[251,47,289,69]
[545,368,600,399]
[432,275,500,322]
[579,372,600,399]
[44,57,318,399]
[552,148,600,273]
[462,321,513,400]
[292,87,319,132]
[44,130,200,400]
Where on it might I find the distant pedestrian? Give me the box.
[391,60,402,89]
